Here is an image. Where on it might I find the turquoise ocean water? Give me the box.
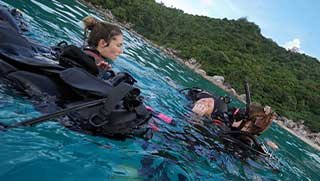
[0,0,319,180]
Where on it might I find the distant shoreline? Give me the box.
[79,0,320,151]
[274,120,320,151]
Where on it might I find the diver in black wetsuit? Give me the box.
[0,6,152,140]
[183,87,275,135]
[57,16,123,77]
[181,87,279,154]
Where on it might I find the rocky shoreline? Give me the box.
[79,0,320,151]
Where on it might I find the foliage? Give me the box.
[88,0,320,132]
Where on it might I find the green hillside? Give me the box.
[88,0,320,131]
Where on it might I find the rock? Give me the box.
[315,137,320,145]
[229,88,237,95]
[206,76,215,82]
[105,10,114,19]
[185,61,201,70]
[223,82,232,89]
[307,133,320,138]
[239,94,246,102]
[279,116,288,122]
[284,119,295,128]
[299,130,307,135]
[188,58,197,64]
[196,69,206,76]
[184,61,194,69]
[212,75,225,84]
[124,22,133,29]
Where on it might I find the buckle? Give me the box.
[88,113,110,127]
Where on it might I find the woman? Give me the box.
[58,16,123,76]
[82,16,123,69]
[0,7,152,140]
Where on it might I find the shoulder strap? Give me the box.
[60,67,112,97]
[58,45,99,75]
[83,49,105,64]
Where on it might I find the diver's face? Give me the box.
[192,98,215,116]
[97,34,123,60]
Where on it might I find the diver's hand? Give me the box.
[192,98,215,116]
[97,61,112,70]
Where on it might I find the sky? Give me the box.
[155,0,320,60]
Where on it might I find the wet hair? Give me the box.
[241,103,277,135]
[82,16,122,47]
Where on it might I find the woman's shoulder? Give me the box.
[58,45,99,75]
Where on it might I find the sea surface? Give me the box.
[0,0,319,180]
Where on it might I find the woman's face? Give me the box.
[97,34,123,60]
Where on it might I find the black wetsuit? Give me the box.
[0,6,152,140]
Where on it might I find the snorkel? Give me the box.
[244,80,251,118]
